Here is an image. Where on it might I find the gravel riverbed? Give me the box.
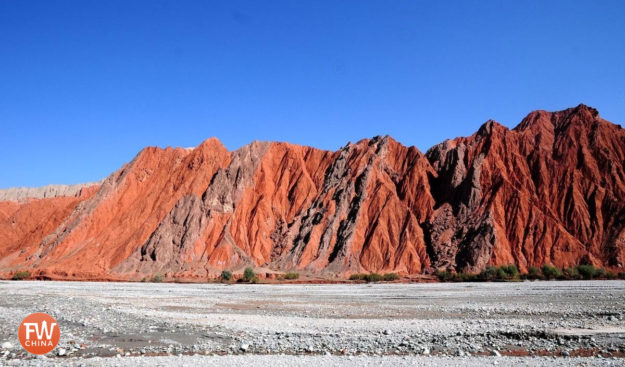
[0,280,624,366]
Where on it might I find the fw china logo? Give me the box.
[18,313,60,354]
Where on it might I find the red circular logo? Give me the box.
[18,313,60,354]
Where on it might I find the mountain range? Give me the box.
[1,104,624,280]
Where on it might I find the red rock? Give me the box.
[425,104,625,272]
[0,105,623,280]
[0,187,98,272]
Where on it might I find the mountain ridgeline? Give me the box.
[1,104,624,280]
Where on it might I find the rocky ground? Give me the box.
[0,280,624,366]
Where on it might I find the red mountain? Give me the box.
[1,105,623,280]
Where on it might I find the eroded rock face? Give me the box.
[425,105,625,272]
[1,105,624,280]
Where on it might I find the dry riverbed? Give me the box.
[0,280,624,366]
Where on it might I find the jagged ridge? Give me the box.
[1,104,623,280]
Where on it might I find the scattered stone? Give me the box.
[0,281,623,363]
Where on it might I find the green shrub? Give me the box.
[436,266,527,283]
[435,270,454,282]
[435,270,480,282]
[564,267,580,280]
[618,272,625,280]
[476,265,520,281]
[349,273,366,281]
[541,265,562,280]
[497,267,508,280]
[527,266,542,280]
[347,272,389,282]
[383,273,399,281]
[594,267,607,279]
[12,271,30,280]
[283,272,300,280]
[460,273,479,282]
[480,266,500,281]
[151,273,164,283]
[502,264,519,278]
[455,272,478,282]
[243,267,256,282]
[365,273,383,282]
[575,265,598,280]
[220,270,232,281]
[524,264,615,281]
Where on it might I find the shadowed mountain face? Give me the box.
[1,105,624,280]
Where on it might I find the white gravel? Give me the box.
[7,354,625,367]
[0,280,623,366]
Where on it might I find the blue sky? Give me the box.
[1,1,624,188]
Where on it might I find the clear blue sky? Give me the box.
[1,1,624,188]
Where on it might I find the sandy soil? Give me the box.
[0,280,624,366]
